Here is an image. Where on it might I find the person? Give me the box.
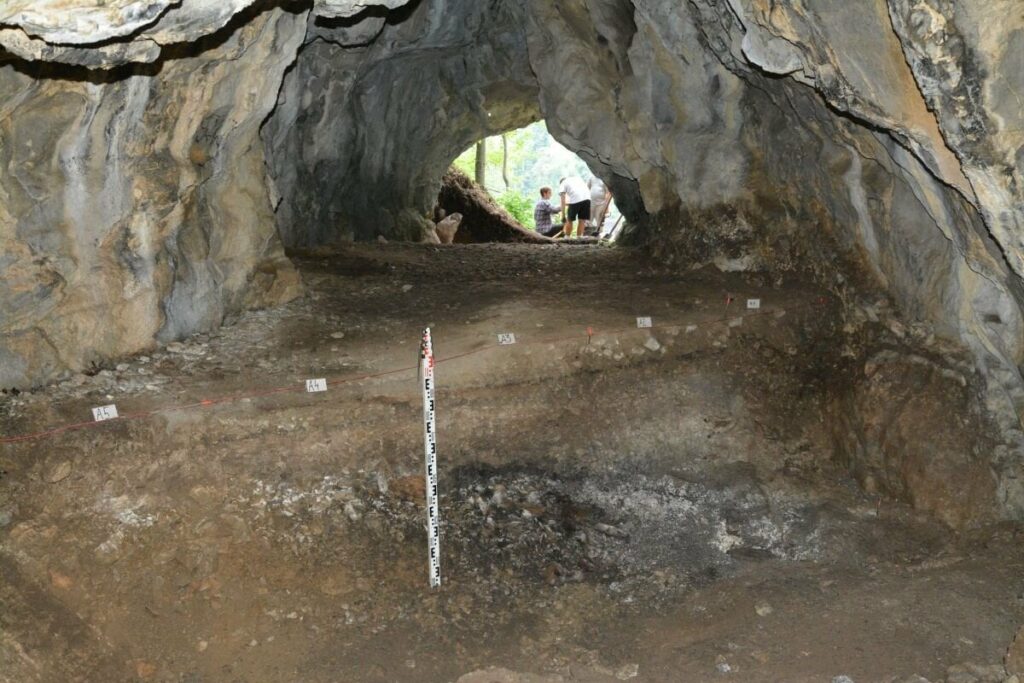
[587,175,613,237]
[558,175,590,238]
[533,187,562,238]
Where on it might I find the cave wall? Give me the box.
[0,6,308,388]
[522,0,1024,518]
[263,0,541,246]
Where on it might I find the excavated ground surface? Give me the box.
[1,243,1023,683]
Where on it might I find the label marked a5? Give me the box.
[636,317,653,329]
[92,404,118,422]
[497,333,517,345]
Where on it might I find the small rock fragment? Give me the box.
[1008,626,1024,676]
[49,569,73,590]
[134,660,157,679]
[45,461,72,483]
[615,663,639,680]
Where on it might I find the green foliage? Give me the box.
[452,121,591,198]
[451,121,623,232]
[452,152,476,179]
[496,189,535,229]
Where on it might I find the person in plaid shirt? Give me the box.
[533,187,562,237]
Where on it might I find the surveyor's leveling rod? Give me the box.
[420,328,442,588]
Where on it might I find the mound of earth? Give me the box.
[437,169,553,244]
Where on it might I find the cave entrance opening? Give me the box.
[436,121,622,242]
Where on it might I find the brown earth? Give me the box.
[1,243,1021,683]
[436,169,553,244]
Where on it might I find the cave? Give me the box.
[2,1,1024,681]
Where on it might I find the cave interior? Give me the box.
[2,0,1024,681]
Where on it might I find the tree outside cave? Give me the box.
[452,121,592,230]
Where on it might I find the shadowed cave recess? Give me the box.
[3,0,1024,679]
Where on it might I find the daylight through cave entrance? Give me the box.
[433,122,623,243]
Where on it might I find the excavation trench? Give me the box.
[2,243,1022,682]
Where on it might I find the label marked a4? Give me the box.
[497,333,517,345]
[305,378,328,393]
[91,404,118,422]
[636,317,653,329]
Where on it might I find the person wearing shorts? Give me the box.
[558,175,591,238]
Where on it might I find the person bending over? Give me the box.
[558,175,591,239]
[533,186,563,238]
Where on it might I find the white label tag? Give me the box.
[92,404,118,422]
[637,317,653,329]
[305,378,327,393]
[497,333,517,345]
[747,299,761,310]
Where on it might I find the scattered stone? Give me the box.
[344,501,362,522]
[644,337,661,352]
[197,640,208,652]
[945,663,1006,683]
[435,212,463,244]
[456,668,564,683]
[49,569,73,590]
[832,677,855,683]
[390,475,426,503]
[615,663,639,680]
[330,332,345,339]
[402,284,414,292]
[754,602,773,617]
[594,522,629,539]
[45,461,73,483]
[134,660,157,680]
[1007,626,1024,676]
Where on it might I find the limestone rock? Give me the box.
[263,0,541,246]
[435,213,463,245]
[830,351,997,528]
[1008,625,1024,676]
[0,7,307,387]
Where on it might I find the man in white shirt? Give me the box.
[558,175,591,238]
[588,176,613,236]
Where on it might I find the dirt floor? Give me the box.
[1,243,1022,683]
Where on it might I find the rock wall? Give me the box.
[0,6,309,388]
[521,0,1024,519]
[263,0,541,246]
